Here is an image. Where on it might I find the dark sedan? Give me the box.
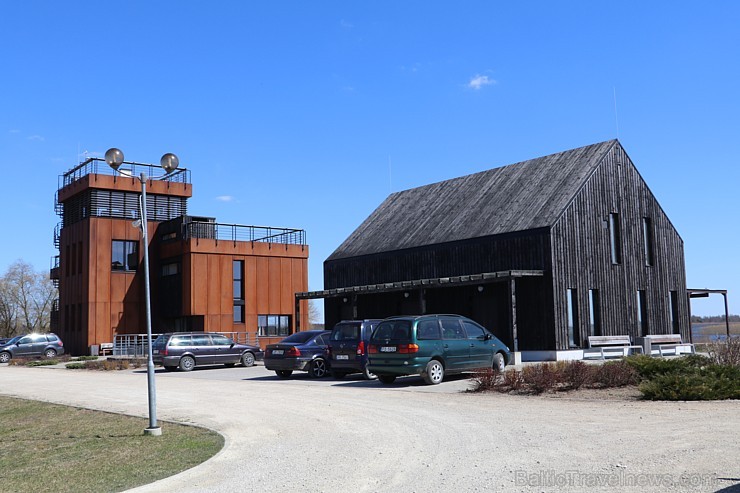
[152,332,263,371]
[264,330,331,378]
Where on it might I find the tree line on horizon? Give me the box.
[691,314,740,323]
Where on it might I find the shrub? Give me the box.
[639,365,740,401]
[625,354,710,380]
[593,360,638,387]
[65,362,87,370]
[26,359,60,367]
[562,360,594,390]
[469,368,498,392]
[75,355,99,361]
[522,363,560,394]
[707,336,740,367]
[501,369,524,391]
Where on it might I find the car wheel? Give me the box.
[241,352,255,367]
[308,358,328,378]
[179,355,196,372]
[422,359,444,385]
[331,370,346,379]
[378,375,396,384]
[362,364,377,380]
[276,370,293,378]
[0,352,10,363]
[493,353,506,372]
[44,349,57,359]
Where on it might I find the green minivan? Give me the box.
[367,314,511,385]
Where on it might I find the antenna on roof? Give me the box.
[613,87,620,139]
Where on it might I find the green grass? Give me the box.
[0,395,224,493]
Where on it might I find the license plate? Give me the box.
[272,349,284,355]
[380,346,397,353]
[336,355,349,360]
[153,350,159,354]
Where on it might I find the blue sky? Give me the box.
[1,1,738,316]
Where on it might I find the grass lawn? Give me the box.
[0,395,224,493]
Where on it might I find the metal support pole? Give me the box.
[724,292,731,339]
[140,174,161,436]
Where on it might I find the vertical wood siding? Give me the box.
[551,144,688,349]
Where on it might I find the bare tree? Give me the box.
[308,299,324,330]
[0,260,57,337]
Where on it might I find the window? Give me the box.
[71,243,77,276]
[211,335,234,346]
[258,315,291,336]
[417,320,441,340]
[112,240,138,271]
[588,289,601,337]
[609,213,622,265]
[642,217,654,266]
[567,289,580,347]
[161,262,180,276]
[233,260,244,323]
[441,319,465,339]
[637,290,648,336]
[463,321,486,339]
[77,242,83,275]
[669,290,680,335]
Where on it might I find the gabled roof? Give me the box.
[328,140,619,261]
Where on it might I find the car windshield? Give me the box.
[372,320,412,341]
[280,332,317,344]
[2,336,20,345]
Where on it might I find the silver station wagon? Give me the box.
[152,332,263,371]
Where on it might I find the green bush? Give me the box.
[65,362,87,370]
[26,359,60,367]
[639,365,740,400]
[74,355,99,361]
[625,354,710,380]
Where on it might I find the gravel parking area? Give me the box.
[1,363,738,492]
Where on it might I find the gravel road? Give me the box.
[1,364,738,493]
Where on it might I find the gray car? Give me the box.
[0,333,65,363]
[151,332,263,371]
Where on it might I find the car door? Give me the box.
[190,334,215,365]
[14,335,36,357]
[463,320,494,369]
[439,318,470,370]
[210,334,239,364]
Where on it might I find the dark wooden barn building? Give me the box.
[300,140,689,357]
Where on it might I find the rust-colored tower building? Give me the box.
[51,158,308,355]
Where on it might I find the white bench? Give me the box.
[584,335,643,360]
[99,343,114,356]
[645,334,695,357]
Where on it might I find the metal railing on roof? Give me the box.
[59,157,190,189]
[183,221,306,245]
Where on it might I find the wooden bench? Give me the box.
[583,335,643,360]
[645,334,695,357]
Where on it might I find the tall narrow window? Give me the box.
[642,217,654,266]
[588,289,601,337]
[111,240,138,271]
[71,243,77,276]
[637,290,648,336]
[609,213,622,265]
[567,289,580,347]
[233,260,245,323]
[77,241,83,274]
[669,290,680,335]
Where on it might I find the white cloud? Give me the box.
[467,74,496,90]
[216,195,235,202]
[27,134,45,141]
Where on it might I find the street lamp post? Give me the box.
[105,148,180,437]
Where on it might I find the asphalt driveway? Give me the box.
[1,363,738,493]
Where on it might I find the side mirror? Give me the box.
[484,333,493,340]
